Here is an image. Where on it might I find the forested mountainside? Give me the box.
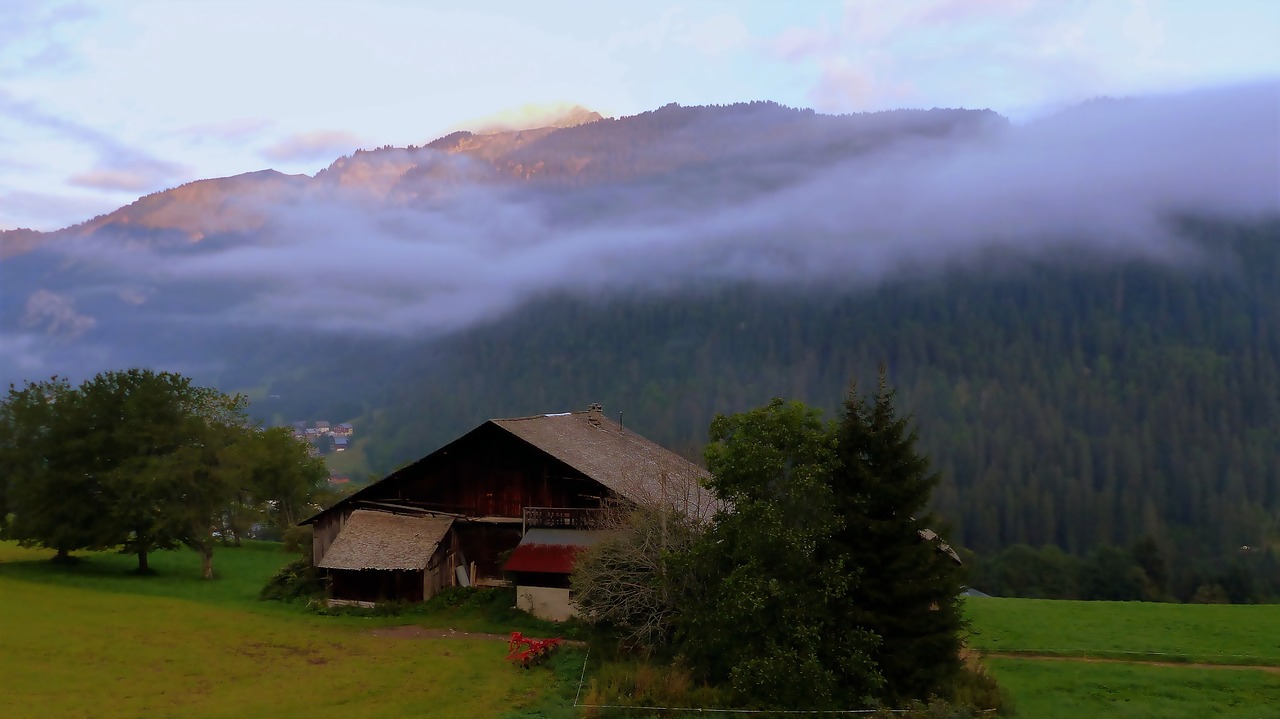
[348,219,1279,564]
[2,92,1276,573]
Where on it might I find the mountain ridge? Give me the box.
[1,101,1006,256]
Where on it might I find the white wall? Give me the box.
[516,585,577,622]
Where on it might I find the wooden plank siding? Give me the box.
[311,509,351,567]
[353,424,606,519]
[455,522,523,582]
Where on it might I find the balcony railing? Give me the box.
[522,506,607,533]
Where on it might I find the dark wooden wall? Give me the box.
[455,523,524,581]
[362,425,607,518]
[331,569,424,603]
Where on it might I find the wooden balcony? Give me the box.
[522,506,607,533]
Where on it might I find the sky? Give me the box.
[1,0,1278,232]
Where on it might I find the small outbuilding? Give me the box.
[316,509,456,604]
[503,528,611,621]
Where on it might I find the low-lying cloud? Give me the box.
[22,289,97,337]
[261,130,364,163]
[36,82,1280,339]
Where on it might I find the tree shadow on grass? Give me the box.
[0,541,293,610]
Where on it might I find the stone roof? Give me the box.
[317,510,453,571]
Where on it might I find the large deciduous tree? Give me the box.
[1,369,322,578]
[0,377,118,560]
[58,369,249,574]
[241,427,328,531]
[675,399,882,709]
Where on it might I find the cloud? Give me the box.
[67,158,188,192]
[172,118,274,144]
[261,130,364,163]
[0,90,189,195]
[0,0,93,77]
[763,0,1272,115]
[0,332,53,376]
[35,83,1280,339]
[22,289,96,337]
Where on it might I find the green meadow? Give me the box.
[0,542,564,719]
[965,596,1280,665]
[3,541,1279,718]
[967,597,1280,719]
[987,658,1280,719]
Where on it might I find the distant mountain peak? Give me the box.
[543,105,605,130]
[464,103,605,135]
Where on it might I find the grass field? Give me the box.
[0,542,564,719]
[987,658,1280,719]
[965,596,1280,665]
[4,542,1279,718]
[966,596,1280,719]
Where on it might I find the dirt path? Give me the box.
[366,626,513,641]
[366,625,589,648]
[986,652,1280,674]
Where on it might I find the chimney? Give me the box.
[587,402,603,427]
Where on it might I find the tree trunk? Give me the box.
[55,547,69,561]
[200,548,214,580]
[137,549,149,573]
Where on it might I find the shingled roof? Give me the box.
[317,510,454,571]
[301,405,718,526]
[492,408,716,520]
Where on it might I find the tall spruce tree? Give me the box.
[834,371,967,705]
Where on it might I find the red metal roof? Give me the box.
[503,543,585,575]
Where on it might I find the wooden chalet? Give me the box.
[301,404,714,614]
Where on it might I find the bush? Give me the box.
[580,660,730,716]
[947,650,1012,715]
[258,556,326,602]
[281,525,312,555]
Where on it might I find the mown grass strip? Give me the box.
[986,657,1280,719]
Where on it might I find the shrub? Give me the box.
[281,525,312,555]
[259,556,326,602]
[580,660,730,716]
[948,650,1012,715]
